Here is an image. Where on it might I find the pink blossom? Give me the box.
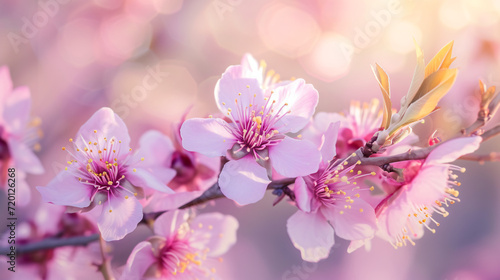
[37,107,174,241]
[287,122,377,262]
[304,99,383,158]
[138,126,220,212]
[120,210,238,280]
[0,66,44,205]
[181,58,321,205]
[375,136,482,248]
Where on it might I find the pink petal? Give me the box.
[286,210,334,262]
[320,198,376,241]
[320,122,340,164]
[294,177,312,212]
[218,156,270,205]
[426,136,481,164]
[7,138,44,174]
[240,53,262,82]
[154,210,189,237]
[190,212,239,257]
[75,107,131,152]
[0,66,13,99]
[269,137,321,177]
[125,167,174,193]
[121,241,157,280]
[98,188,144,241]
[215,65,264,116]
[138,130,175,167]
[180,118,236,157]
[347,238,372,253]
[144,191,202,213]
[3,86,31,135]
[269,79,319,133]
[48,247,103,280]
[406,165,449,205]
[36,172,92,208]
[314,112,346,132]
[376,188,412,241]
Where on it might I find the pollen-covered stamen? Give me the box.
[391,164,466,248]
[155,224,218,277]
[348,99,382,138]
[313,156,375,209]
[62,130,135,196]
[227,88,291,158]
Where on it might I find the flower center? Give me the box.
[225,90,290,159]
[160,236,204,276]
[313,158,375,211]
[62,132,130,192]
[170,151,196,184]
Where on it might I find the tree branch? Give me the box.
[0,234,100,255]
[460,152,500,163]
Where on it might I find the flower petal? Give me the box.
[121,241,157,280]
[180,118,236,157]
[425,136,481,165]
[75,107,131,153]
[376,188,413,241]
[320,122,340,164]
[269,79,319,133]
[294,177,312,212]
[3,86,31,135]
[240,53,262,83]
[144,191,202,213]
[98,188,143,241]
[154,210,189,237]
[406,164,449,205]
[138,130,175,167]
[269,137,321,177]
[7,138,44,174]
[218,156,270,205]
[125,167,174,193]
[36,171,92,208]
[321,198,376,241]
[190,212,239,257]
[215,65,264,116]
[286,210,334,262]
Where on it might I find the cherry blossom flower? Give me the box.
[181,61,321,205]
[304,99,382,158]
[37,107,174,241]
[138,126,220,212]
[0,66,44,205]
[375,136,482,248]
[287,122,377,262]
[120,210,238,280]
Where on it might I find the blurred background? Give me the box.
[1,0,500,279]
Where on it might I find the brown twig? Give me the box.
[459,152,500,163]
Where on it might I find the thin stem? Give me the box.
[460,152,500,163]
[480,124,500,142]
[99,236,116,280]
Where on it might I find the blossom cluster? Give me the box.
[1,41,496,279]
